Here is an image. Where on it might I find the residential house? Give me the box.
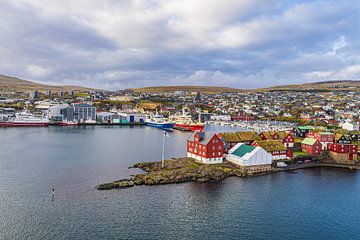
[220,131,261,151]
[293,126,315,138]
[335,134,352,144]
[187,131,224,164]
[328,143,358,164]
[301,138,322,155]
[226,143,272,172]
[259,131,295,148]
[252,140,290,160]
[342,122,360,131]
[308,131,334,150]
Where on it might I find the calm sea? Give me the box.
[1,125,360,240]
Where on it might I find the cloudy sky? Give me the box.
[0,0,359,89]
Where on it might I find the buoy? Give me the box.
[51,188,55,201]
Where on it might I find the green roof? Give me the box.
[231,144,255,157]
[301,138,318,145]
[297,126,314,130]
[319,132,332,135]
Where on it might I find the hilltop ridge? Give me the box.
[0,74,94,92]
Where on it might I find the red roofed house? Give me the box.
[187,131,224,164]
[309,131,334,150]
[301,138,322,155]
[328,143,358,164]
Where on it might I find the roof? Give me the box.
[188,131,218,145]
[253,140,287,151]
[335,133,351,141]
[221,131,261,143]
[261,131,289,140]
[301,138,318,145]
[231,144,255,157]
[74,103,93,108]
[297,126,315,130]
[319,132,333,135]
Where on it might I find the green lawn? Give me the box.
[293,151,308,157]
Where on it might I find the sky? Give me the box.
[0,0,359,90]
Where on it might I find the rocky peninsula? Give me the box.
[97,157,246,190]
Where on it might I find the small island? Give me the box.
[97,158,247,190]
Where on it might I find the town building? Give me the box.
[328,143,358,164]
[342,122,360,131]
[259,131,295,148]
[252,140,289,160]
[226,143,272,172]
[335,134,352,144]
[293,126,315,138]
[220,131,261,151]
[72,103,96,122]
[301,138,322,155]
[187,131,224,164]
[307,131,334,150]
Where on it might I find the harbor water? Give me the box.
[1,125,360,239]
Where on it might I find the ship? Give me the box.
[145,115,174,129]
[169,109,205,131]
[59,121,78,126]
[0,112,49,127]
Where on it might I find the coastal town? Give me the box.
[1,86,359,189]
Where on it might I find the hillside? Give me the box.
[264,80,360,92]
[0,75,94,92]
[132,86,244,93]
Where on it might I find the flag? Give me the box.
[163,131,169,137]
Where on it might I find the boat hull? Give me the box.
[0,122,49,127]
[174,123,204,131]
[59,122,78,126]
[145,122,174,129]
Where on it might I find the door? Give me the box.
[130,115,135,123]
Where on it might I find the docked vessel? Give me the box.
[0,112,49,127]
[169,109,204,131]
[145,115,174,129]
[59,121,78,126]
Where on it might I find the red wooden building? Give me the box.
[301,138,322,155]
[327,143,358,164]
[310,132,334,150]
[187,131,224,164]
[259,131,295,148]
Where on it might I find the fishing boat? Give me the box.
[0,112,49,127]
[169,109,204,131]
[145,115,174,129]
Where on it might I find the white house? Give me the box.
[342,122,360,131]
[226,143,272,172]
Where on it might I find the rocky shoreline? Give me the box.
[97,158,246,190]
[97,158,360,190]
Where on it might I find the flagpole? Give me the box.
[162,131,165,168]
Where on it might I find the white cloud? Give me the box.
[27,65,52,78]
[0,0,359,89]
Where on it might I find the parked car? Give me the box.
[304,160,311,164]
[277,162,288,168]
[296,160,303,165]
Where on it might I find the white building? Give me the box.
[210,115,231,121]
[226,143,272,171]
[342,122,360,131]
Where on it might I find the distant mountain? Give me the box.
[132,86,244,93]
[0,74,94,92]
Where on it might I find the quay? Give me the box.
[49,122,145,126]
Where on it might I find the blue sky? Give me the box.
[0,0,359,89]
